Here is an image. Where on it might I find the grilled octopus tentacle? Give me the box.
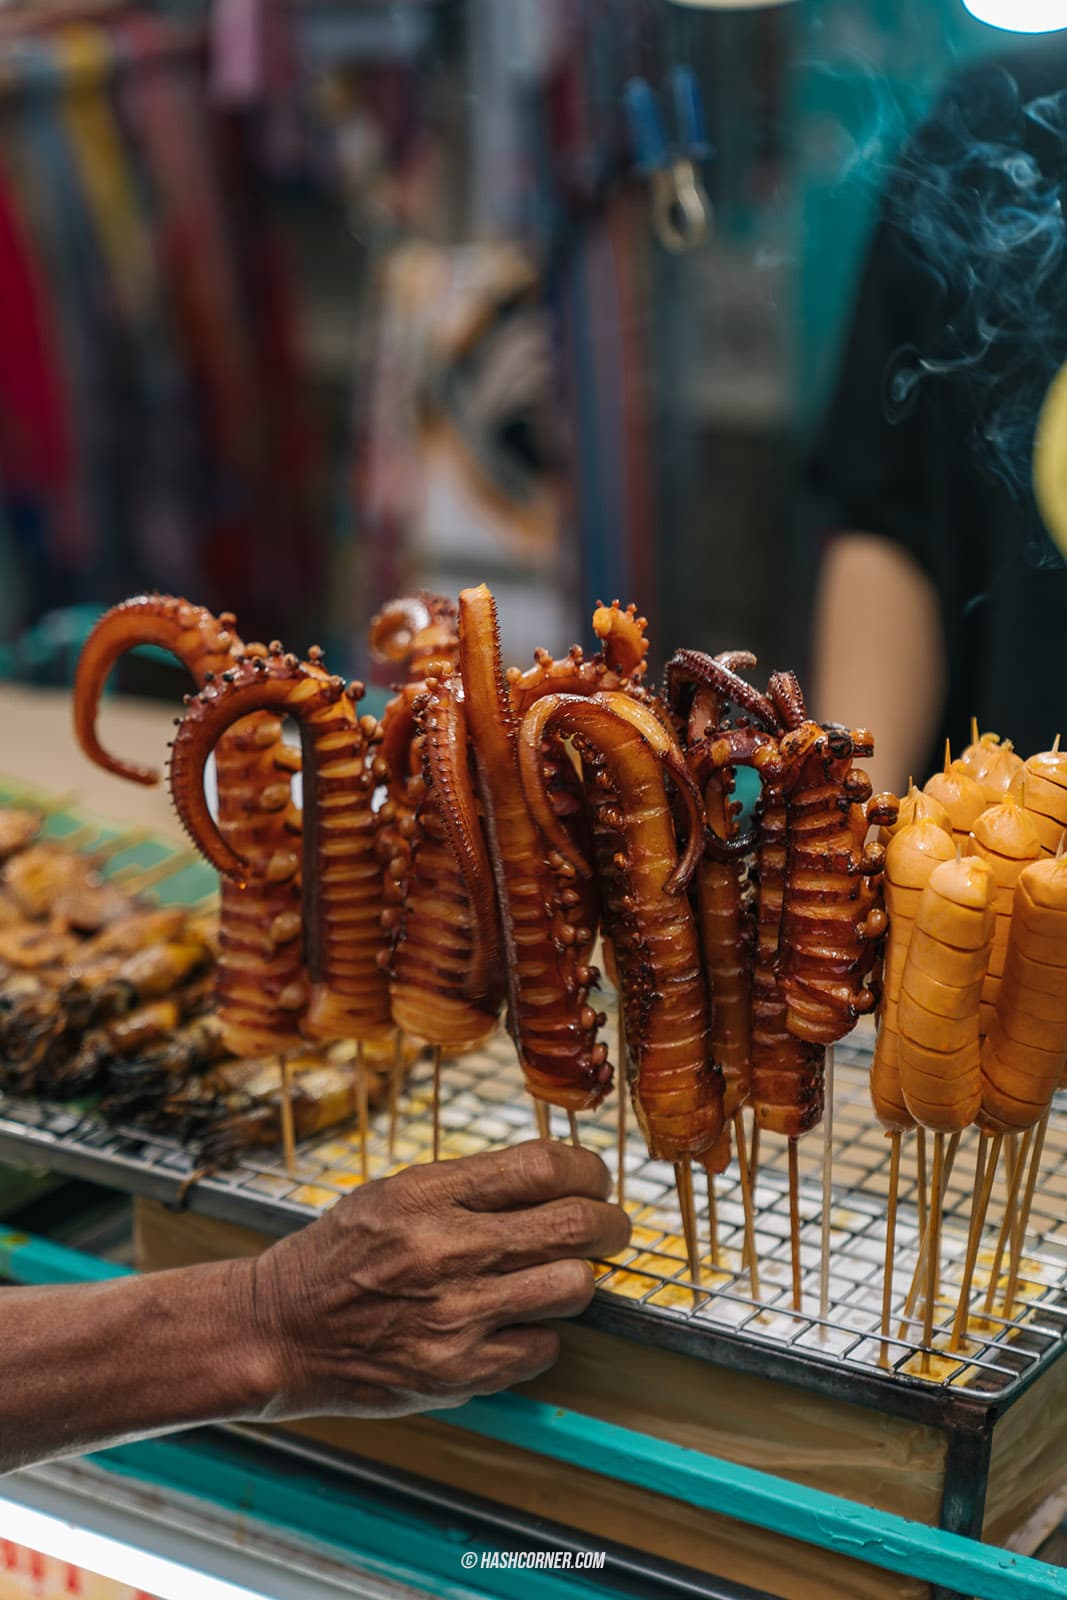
[74,594,242,785]
[73,594,306,1059]
[663,648,779,733]
[518,691,722,1165]
[417,677,501,1004]
[169,651,392,1046]
[458,584,609,1111]
[777,722,897,1046]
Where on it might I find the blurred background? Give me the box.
[0,0,1035,696]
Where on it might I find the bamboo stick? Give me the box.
[733,1110,761,1304]
[707,1164,721,1270]
[357,1042,370,1181]
[982,1127,1032,1319]
[897,1131,961,1339]
[878,1131,902,1367]
[534,1099,550,1140]
[278,1053,296,1175]
[431,1045,443,1163]
[818,1046,836,1334]
[921,1132,946,1374]
[949,1133,1002,1353]
[788,1137,802,1314]
[674,1158,701,1290]
[915,1126,928,1242]
[567,1111,582,1150]
[616,1010,627,1208]
[1002,1113,1049,1322]
[387,1031,404,1160]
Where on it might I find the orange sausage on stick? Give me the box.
[870,821,956,1132]
[1021,744,1067,857]
[980,853,1067,1133]
[957,728,1023,804]
[969,800,1041,1033]
[924,744,985,851]
[881,783,951,843]
[898,855,996,1134]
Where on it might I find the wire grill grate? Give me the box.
[3,1020,1067,1404]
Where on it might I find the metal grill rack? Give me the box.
[3,1024,1067,1416]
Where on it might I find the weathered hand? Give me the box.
[251,1140,630,1419]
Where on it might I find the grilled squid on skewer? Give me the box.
[776,721,897,1046]
[665,647,779,1118]
[169,649,393,1049]
[456,585,610,1111]
[72,595,306,1058]
[378,677,504,1051]
[518,691,723,1165]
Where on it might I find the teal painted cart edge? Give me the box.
[2,1226,1066,1599]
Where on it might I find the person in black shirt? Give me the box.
[806,37,1067,793]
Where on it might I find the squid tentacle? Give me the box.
[418,678,501,997]
[663,648,779,732]
[458,585,609,1110]
[517,690,722,1164]
[169,652,392,1045]
[74,594,241,785]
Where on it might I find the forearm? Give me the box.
[811,533,945,795]
[0,1260,276,1473]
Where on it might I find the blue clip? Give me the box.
[624,71,712,252]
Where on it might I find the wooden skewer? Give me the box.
[749,1117,761,1193]
[57,823,106,853]
[949,1132,1002,1353]
[818,1045,836,1334]
[878,1131,902,1367]
[431,1045,443,1163]
[707,1163,721,1270]
[112,850,200,895]
[616,1010,627,1208]
[534,1099,551,1140]
[982,1127,1031,1319]
[91,825,155,858]
[674,1158,701,1289]
[356,1042,370,1182]
[277,1052,297,1175]
[1002,1112,1049,1322]
[898,1130,961,1339]
[915,1126,928,1243]
[788,1137,802,1313]
[387,1031,404,1160]
[567,1111,582,1149]
[921,1131,946,1374]
[732,1110,761,1304]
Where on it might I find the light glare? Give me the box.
[962,0,1067,32]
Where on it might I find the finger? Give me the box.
[445,1139,613,1213]
[474,1195,631,1273]
[481,1257,596,1329]
[471,1326,561,1394]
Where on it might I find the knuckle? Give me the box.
[520,1138,569,1192]
[555,1198,595,1253]
[515,1327,561,1377]
[556,1256,596,1307]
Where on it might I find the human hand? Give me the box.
[250,1140,630,1419]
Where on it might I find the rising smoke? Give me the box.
[882,59,1067,552]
